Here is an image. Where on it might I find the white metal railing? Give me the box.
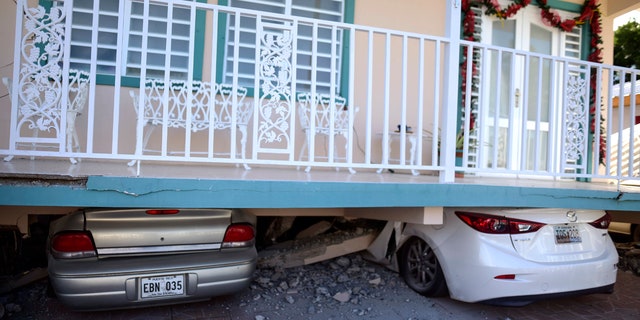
[609,124,640,179]
[2,0,639,184]
[457,39,640,182]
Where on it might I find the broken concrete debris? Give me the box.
[247,252,398,318]
[257,217,385,268]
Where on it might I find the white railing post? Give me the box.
[6,0,25,159]
[440,0,462,183]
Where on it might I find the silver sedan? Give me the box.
[47,208,257,311]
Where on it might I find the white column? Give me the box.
[440,0,462,183]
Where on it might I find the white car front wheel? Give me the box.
[399,237,448,297]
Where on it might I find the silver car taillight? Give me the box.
[51,231,97,259]
[222,223,255,248]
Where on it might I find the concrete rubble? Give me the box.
[243,252,399,319]
[257,217,384,268]
[616,242,640,276]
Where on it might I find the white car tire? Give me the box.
[399,237,448,297]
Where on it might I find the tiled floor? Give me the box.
[2,157,637,191]
[435,270,640,320]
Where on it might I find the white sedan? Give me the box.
[389,208,618,306]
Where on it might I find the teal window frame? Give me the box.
[216,0,355,98]
[40,0,207,88]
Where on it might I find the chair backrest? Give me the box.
[213,84,251,129]
[297,92,349,135]
[67,69,91,114]
[131,79,251,131]
[133,79,207,130]
[172,80,213,131]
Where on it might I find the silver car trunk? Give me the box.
[84,209,232,257]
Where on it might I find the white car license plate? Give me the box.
[140,274,184,299]
[554,225,582,244]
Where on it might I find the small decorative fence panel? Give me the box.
[253,22,298,162]
[3,4,91,164]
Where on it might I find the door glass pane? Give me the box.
[490,20,515,118]
[526,25,552,170]
[492,20,516,48]
[529,25,551,55]
[528,24,551,122]
[485,127,508,168]
[485,20,515,169]
[526,130,548,170]
[482,8,569,174]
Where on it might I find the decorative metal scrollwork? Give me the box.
[564,73,588,164]
[257,29,293,148]
[16,4,66,135]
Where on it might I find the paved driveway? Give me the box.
[3,267,638,320]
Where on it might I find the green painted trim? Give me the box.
[344,0,355,24]
[96,75,140,88]
[339,30,351,99]
[339,1,355,99]
[216,0,230,84]
[39,0,51,8]
[1,176,639,211]
[36,1,55,68]
[541,0,582,13]
[192,2,207,81]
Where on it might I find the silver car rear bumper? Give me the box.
[48,249,257,311]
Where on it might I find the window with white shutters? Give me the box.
[563,26,582,60]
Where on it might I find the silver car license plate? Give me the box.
[554,225,582,244]
[141,274,185,299]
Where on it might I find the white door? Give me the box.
[480,6,579,172]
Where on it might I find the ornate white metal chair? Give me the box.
[3,69,90,164]
[129,79,252,169]
[297,92,356,173]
